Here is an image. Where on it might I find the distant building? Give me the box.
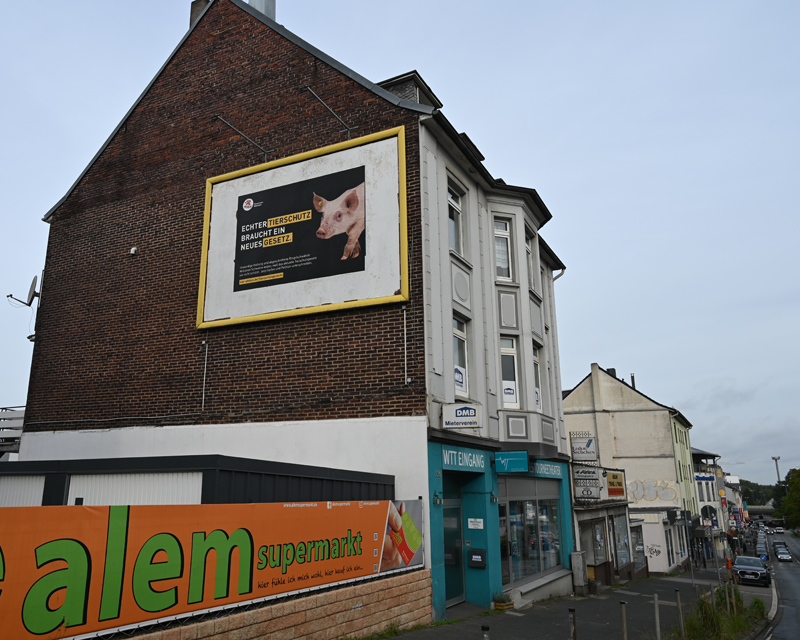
[564,364,698,575]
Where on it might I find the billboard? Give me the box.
[197,127,409,328]
[0,500,423,639]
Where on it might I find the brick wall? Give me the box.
[136,569,432,640]
[26,0,427,431]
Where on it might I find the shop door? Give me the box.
[443,501,465,606]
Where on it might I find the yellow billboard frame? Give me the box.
[196,126,409,329]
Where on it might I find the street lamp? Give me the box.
[772,456,782,484]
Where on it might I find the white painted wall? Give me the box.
[18,416,432,565]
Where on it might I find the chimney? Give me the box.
[249,0,276,20]
[606,368,616,379]
[191,1,276,26]
[190,0,211,26]
[630,373,636,389]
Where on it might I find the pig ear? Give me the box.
[312,193,326,212]
[343,188,360,212]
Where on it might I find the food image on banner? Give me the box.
[235,166,366,292]
[198,127,408,328]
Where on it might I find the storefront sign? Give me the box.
[571,437,597,461]
[442,447,487,472]
[607,472,625,497]
[575,486,600,499]
[495,451,529,473]
[0,500,423,640]
[442,403,481,429]
[572,466,601,485]
[532,461,563,478]
[467,518,484,530]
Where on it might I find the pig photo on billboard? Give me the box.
[313,182,365,260]
[233,166,366,293]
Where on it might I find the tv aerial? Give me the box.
[7,275,40,307]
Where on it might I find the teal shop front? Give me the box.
[428,443,500,620]
[496,458,575,592]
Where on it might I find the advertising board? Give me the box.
[197,127,408,328]
[0,500,423,639]
[570,437,598,462]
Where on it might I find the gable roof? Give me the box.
[43,0,433,223]
[42,0,556,235]
[564,363,693,427]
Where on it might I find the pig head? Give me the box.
[313,183,365,260]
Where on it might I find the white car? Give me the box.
[775,527,785,534]
[776,548,792,562]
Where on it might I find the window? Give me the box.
[526,234,536,291]
[448,188,463,255]
[494,219,512,279]
[698,482,705,502]
[532,344,542,410]
[500,337,519,408]
[453,316,468,395]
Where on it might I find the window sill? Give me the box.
[449,250,473,271]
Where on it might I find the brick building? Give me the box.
[1,0,573,630]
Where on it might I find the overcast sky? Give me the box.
[2,1,798,486]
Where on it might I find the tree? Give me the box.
[776,469,800,529]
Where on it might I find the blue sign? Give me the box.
[495,451,529,473]
[442,446,487,473]
[532,461,563,479]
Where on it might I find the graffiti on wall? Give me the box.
[627,479,678,504]
[646,544,662,557]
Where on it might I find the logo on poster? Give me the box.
[243,198,254,211]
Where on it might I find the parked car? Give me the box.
[776,548,793,562]
[732,556,771,587]
[756,544,770,560]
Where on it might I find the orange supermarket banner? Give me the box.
[0,500,423,639]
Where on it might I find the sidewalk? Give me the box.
[399,566,773,640]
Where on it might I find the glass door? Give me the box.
[443,503,464,606]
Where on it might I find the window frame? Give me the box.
[532,343,542,410]
[494,218,513,281]
[500,336,520,409]
[453,315,469,397]
[448,186,463,256]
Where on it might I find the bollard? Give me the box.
[675,589,685,639]
[481,625,490,640]
[620,601,628,640]
[654,592,661,640]
[724,581,730,615]
[568,607,577,640]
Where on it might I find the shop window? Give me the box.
[453,316,469,396]
[448,187,463,255]
[631,526,646,571]
[494,219,512,280]
[612,515,631,568]
[500,337,519,408]
[502,496,563,586]
[666,529,675,567]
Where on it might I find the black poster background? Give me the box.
[234,166,366,292]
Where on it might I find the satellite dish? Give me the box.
[26,276,39,306]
